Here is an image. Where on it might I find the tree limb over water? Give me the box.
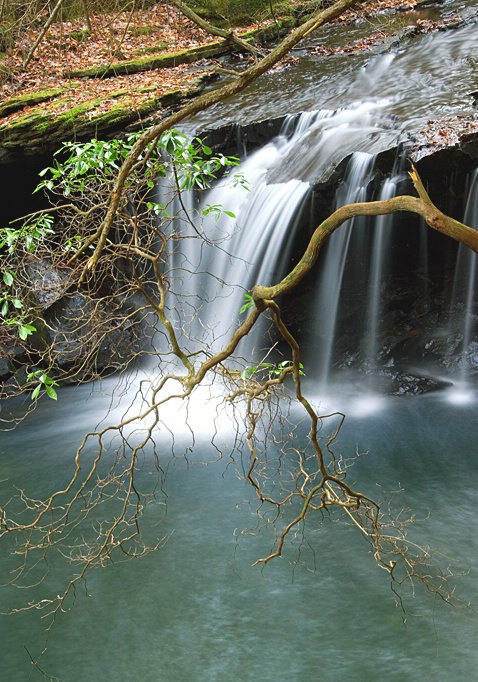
[1,155,473,627]
[1,0,476,651]
[253,166,478,302]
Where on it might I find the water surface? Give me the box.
[1,386,477,681]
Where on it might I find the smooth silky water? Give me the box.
[1,383,478,681]
[189,6,478,134]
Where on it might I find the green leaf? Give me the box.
[45,385,58,400]
[239,293,254,314]
[31,384,42,400]
[3,271,14,286]
[18,323,36,340]
[241,366,256,379]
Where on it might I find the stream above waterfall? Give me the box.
[187,3,478,136]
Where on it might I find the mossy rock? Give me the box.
[130,25,156,37]
[64,41,230,79]
[241,17,296,42]
[0,107,58,141]
[0,88,66,118]
[0,86,198,156]
[187,0,280,25]
[133,40,169,56]
[64,14,302,81]
[68,29,91,42]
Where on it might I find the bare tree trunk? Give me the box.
[0,0,7,23]
[269,0,281,39]
[82,0,92,33]
[22,0,65,70]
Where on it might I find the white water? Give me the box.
[312,151,375,387]
[365,178,397,368]
[172,109,477,385]
[189,22,478,134]
[170,101,412,373]
[169,21,478,384]
[451,170,478,374]
[162,137,310,357]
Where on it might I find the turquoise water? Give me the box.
[1,385,477,681]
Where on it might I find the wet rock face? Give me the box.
[25,259,72,309]
[44,293,139,380]
[0,258,142,388]
[388,372,452,396]
[358,369,452,396]
[331,273,478,392]
[280,192,478,395]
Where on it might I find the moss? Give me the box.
[0,88,66,118]
[80,102,133,130]
[0,86,199,153]
[241,17,296,42]
[55,98,103,119]
[64,41,232,79]
[137,85,158,93]
[187,0,289,25]
[0,96,105,146]
[68,29,91,42]
[136,90,180,115]
[0,110,55,144]
[130,25,155,37]
[64,7,304,81]
[108,89,129,99]
[133,40,169,56]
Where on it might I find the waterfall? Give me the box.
[451,169,478,375]
[311,151,375,388]
[167,105,478,387]
[364,177,397,370]
[171,102,401,354]
[161,139,311,358]
[462,172,478,356]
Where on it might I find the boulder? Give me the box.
[44,293,140,381]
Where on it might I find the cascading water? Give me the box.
[364,177,398,370]
[451,169,478,375]
[169,101,409,371]
[311,151,375,388]
[168,16,478,390]
[160,140,311,358]
[169,102,478,388]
